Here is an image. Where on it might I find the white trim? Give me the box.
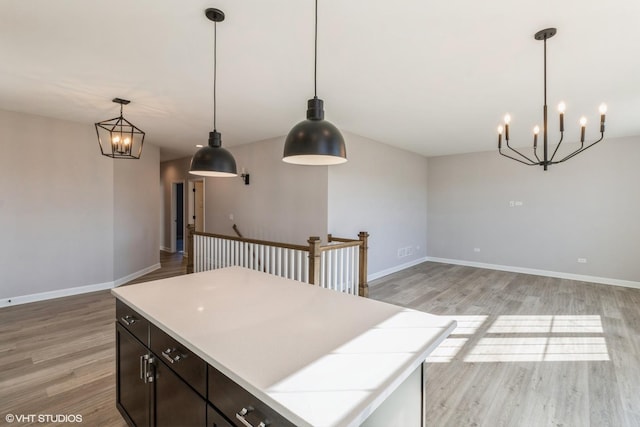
[368,257,428,282]
[113,263,162,288]
[1,280,114,308]
[426,257,640,290]
[1,263,162,308]
[160,246,172,252]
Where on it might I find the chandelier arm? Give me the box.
[533,140,541,163]
[499,149,537,165]
[553,133,604,164]
[549,132,565,162]
[505,141,537,164]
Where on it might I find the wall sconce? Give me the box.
[241,169,250,185]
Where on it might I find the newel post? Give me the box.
[186,224,195,274]
[358,231,369,297]
[308,236,321,285]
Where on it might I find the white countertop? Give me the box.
[112,267,456,427]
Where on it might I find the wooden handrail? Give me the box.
[319,241,362,251]
[327,234,359,243]
[194,230,309,252]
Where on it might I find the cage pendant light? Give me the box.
[190,8,237,177]
[283,0,347,165]
[95,98,145,159]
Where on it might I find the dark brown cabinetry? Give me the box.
[116,299,294,427]
[116,302,207,427]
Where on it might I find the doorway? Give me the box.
[186,179,205,259]
[171,182,185,253]
[194,181,204,232]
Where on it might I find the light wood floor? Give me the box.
[1,258,638,426]
[369,263,640,427]
[0,251,185,427]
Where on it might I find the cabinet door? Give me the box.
[207,405,234,427]
[154,357,206,427]
[116,323,150,427]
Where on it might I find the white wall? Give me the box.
[0,109,114,300]
[0,109,161,304]
[427,135,640,283]
[328,132,429,278]
[204,136,328,245]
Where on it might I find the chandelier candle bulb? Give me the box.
[599,103,607,132]
[533,126,540,148]
[580,117,587,142]
[504,114,511,140]
[497,126,503,148]
[558,102,566,132]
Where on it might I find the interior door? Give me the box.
[194,181,204,232]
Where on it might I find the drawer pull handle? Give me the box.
[161,348,185,364]
[121,315,137,326]
[235,407,268,427]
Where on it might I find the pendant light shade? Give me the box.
[283,0,347,165]
[283,98,347,165]
[189,131,237,177]
[190,8,238,177]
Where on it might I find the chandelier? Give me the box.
[95,98,145,159]
[497,28,606,171]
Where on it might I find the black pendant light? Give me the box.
[283,0,347,165]
[190,8,237,177]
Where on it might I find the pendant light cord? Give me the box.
[213,21,218,130]
[314,0,318,98]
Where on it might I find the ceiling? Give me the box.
[1,0,639,161]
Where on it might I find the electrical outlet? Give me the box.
[509,201,515,208]
[577,258,587,264]
[406,246,413,256]
[515,201,524,207]
[474,248,481,252]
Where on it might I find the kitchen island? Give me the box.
[112,266,456,427]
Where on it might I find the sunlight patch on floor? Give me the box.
[428,314,610,363]
[464,336,609,362]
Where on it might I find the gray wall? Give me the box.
[328,133,428,277]
[427,135,640,282]
[113,144,160,280]
[0,109,160,303]
[204,136,328,245]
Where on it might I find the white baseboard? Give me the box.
[1,263,162,308]
[426,257,640,290]
[113,263,162,287]
[368,257,428,282]
[1,280,115,308]
[160,246,172,252]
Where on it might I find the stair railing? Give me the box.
[186,224,369,297]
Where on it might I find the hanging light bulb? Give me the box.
[190,8,237,177]
[282,0,347,165]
